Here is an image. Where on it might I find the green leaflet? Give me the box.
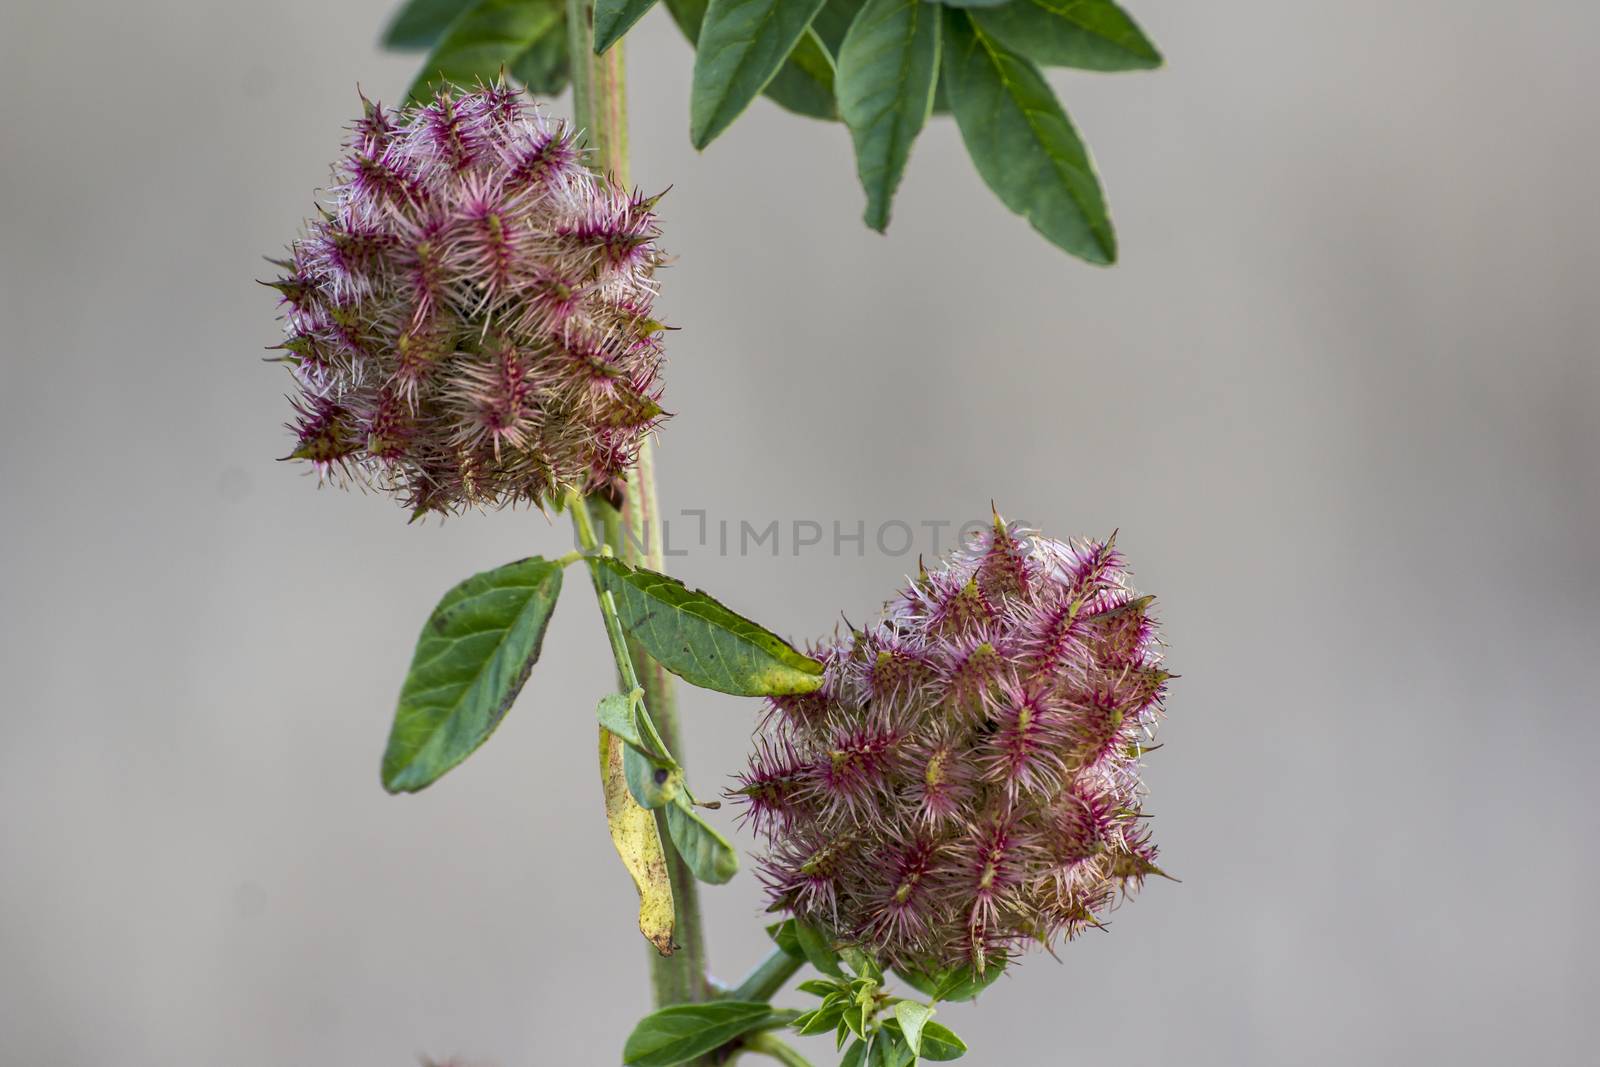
[594,556,824,696]
[688,0,830,147]
[407,0,565,102]
[868,1029,915,1067]
[510,9,570,94]
[892,956,1006,1002]
[941,8,1116,263]
[973,0,1161,72]
[666,0,838,120]
[882,1018,967,1060]
[836,0,940,231]
[664,0,838,120]
[625,745,683,808]
[665,797,740,883]
[813,0,864,52]
[381,557,562,793]
[892,1001,933,1056]
[793,918,845,977]
[596,691,681,807]
[763,28,840,120]
[622,1001,775,1066]
[383,0,470,50]
[596,690,648,751]
[595,0,660,53]
[767,917,806,959]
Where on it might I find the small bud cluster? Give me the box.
[737,516,1170,974]
[266,85,667,515]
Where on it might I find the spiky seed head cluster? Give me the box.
[737,515,1170,975]
[265,85,667,515]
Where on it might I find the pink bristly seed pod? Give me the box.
[736,512,1172,975]
[264,84,667,516]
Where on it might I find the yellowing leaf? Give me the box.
[601,726,676,955]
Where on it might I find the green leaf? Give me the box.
[595,0,660,53]
[594,557,824,696]
[930,63,951,113]
[870,1030,916,1067]
[941,8,1115,263]
[689,0,830,148]
[933,0,1009,7]
[596,690,647,751]
[892,1002,933,1056]
[892,957,1005,1002]
[837,0,939,231]
[793,918,845,977]
[625,745,683,808]
[623,1001,775,1066]
[798,979,842,997]
[838,944,880,981]
[973,0,1161,72]
[795,999,847,1035]
[761,28,839,120]
[665,797,739,883]
[843,1000,868,1039]
[883,1019,966,1061]
[381,558,562,793]
[510,12,570,94]
[408,0,565,102]
[813,0,864,52]
[665,0,839,122]
[767,917,805,959]
[841,1040,869,1067]
[909,1021,966,1061]
[383,0,470,50]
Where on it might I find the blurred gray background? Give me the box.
[2,1,1597,1064]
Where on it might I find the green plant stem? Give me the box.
[731,947,805,1003]
[741,1031,816,1067]
[567,499,643,695]
[565,0,710,1015]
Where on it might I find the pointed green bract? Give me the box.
[407,0,566,102]
[594,556,825,696]
[973,0,1160,72]
[665,798,739,883]
[837,0,940,231]
[623,1001,775,1066]
[941,8,1115,262]
[383,0,471,50]
[381,557,563,792]
[595,0,660,53]
[688,0,830,148]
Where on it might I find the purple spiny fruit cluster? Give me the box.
[265,85,666,515]
[737,516,1170,974]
